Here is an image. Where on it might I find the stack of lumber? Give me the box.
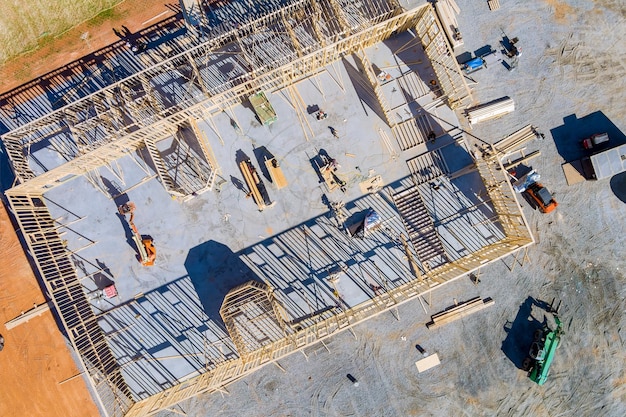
[434,0,463,48]
[488,0,500,11]
[493,124,541,154]
[239,159,273,211]
[426,296,494,329]
[265,157,288,189]
[466,97,514,125]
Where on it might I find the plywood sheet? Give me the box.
[562,161,586,186]
[415,353,441,373]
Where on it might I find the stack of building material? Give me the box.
[488,0,501,11]
[466,97,515,125]
[415,353,441,373]
[493,124,541,154]
[426,297,494,329]
[265,157,288,189]
[240,159,274,211]
[434,0,464,49]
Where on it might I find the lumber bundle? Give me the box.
[466,97,514,125]
[493,124,541,154]
[434,0,464,48]
[488,0,501,11]
[426,297,494,329]
[265,157,288,189]
[239,159,274,211]
[4,301,53,330]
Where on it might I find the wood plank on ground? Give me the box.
[415,353,441,373]
[427,297,495,329]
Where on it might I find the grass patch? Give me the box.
[0,0,123,63]
[88,8,120,27]
[37,34,57,49]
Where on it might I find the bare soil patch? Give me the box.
[0,202,99,417]
[0,0,172,94]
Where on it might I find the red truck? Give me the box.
[582,132,609,150]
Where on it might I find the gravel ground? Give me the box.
[165,1,626,416]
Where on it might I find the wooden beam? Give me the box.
[5,301,53,330]
[503,150,541,170]
[426,297,495,329]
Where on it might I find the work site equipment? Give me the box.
[524,182,558,213]
[249,91,277,126]
[118,202,156,266]
[511,170,558,213]
[461,50,501,74]
[523,300,564,385]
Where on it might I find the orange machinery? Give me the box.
[118,202,156,266]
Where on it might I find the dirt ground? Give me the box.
[0,201,100,417]
[0,0,172,94]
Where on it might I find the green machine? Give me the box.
[523,300,564,385]
[249,91,277,126]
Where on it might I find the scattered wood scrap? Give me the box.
[358,175,383,194]
[426,297,494,329]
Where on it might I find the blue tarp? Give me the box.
[465,57,484,71]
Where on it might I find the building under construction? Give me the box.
[0,1,534,416]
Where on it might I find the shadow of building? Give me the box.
[185,240,261,329]
[550,111,626,163]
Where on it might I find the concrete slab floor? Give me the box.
[39,24,511,402]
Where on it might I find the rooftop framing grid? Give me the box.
[0,2,530,417]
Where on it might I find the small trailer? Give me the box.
[249,91,277,126]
